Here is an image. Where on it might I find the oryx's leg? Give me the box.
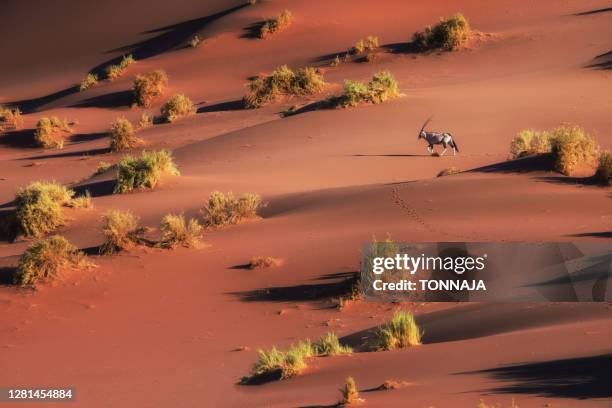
[440,141,447,156]
[427,144,433,154]
[452,146,456,156]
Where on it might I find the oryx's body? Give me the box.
[417,118,459,156]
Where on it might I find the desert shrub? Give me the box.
[138,112,153,129]
[201,191,261,227]
[510,129,552,158]
[133,70,168,107]
[376,310,422,350]
[244,65,325,108]
[80,73,98,91]
[15,181,75,237]
[595,151,612,185]
[159,214,202,248]
[189,35,202,48]
[0,105,23,130]
[313,332,352,356]
[413,13,471,51]
[247,340,314,381]
[340,377,361,406]
[437,166,461,177]
[330,55,341,67]
[34,117,72,149]
[94,161,112,176]
[550,125,599,175]
[69,191,93,209]
[14,235,84,286]
[259,9,292,38]
[332,71,399,108]
[100,210,141,254]
[106,54,135,80]
[160,94,196,122]
[352,35,378,55]
[248,256,281,269]
[109,117,142,152]
[114,150,180,193]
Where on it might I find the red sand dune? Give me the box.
[1,0,611,407]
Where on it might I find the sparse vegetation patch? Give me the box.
[242,340,314,383]
[109,117,142,152]
[100,210,141,254]
[259,10,292,39]
[106,54,135,80]
[0,105,23,131]
[189,35,202,48]
[244,65,325,108]
[201,191,261,227]
[68,191,93,209]
[437,166,461,177]
[159,214,202,248]
[14,235,85,287]
[376,310,422,350]
[413,13,471,51]
[313,332,352,356]
[138,112,153,129]
[15,181,74,237]
[114,150,180,193]
[339,376,363,406]
[133,70,168,107]
[248,256,281,269]
[34,117,73,149]
[80,73,98,91]
[330,71,399,108]
[160,94,196,122]
[596,151,612,185]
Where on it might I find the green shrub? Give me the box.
[34,117,72,149]
[376,310,422,350]
[413,13,471,51]
[114,150,180,193]
[100,210,141,254]
[340,377,361,406]
[80,73,98,91]
[596,151,612,185]
[69,191,93,209]
[332,71,399,108]
[106,54,135,80]
[159,214,202,248]
[259,9,292,38]
[248,340,314,381]
[14,235,84,286]
[244,65,325,108]
[133,70,168,107]
[160,94,196,122]
[510,129,552,158]
[15,181,74,237]
[0,105,23,131]
[109,117,142,152]
[201,191,261,227]
[313,332,352,356]
[550,125,599,175]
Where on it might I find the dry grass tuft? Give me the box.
[94,161,112,176]
[550,125,599,175]
[160,94,196,122]
[0,105,24,131]
[100,210,141,254]
[437,166,461,177]
[133,70,168,107]
[339,376,363,406]
[413,13,471,51]
[330,71,399,108]
[595,151,612,185]
[189,35,202,48]
[159,214,202,248]
[14,235,86,287]
[68,191,93,209]
[80,73,98,91]
[109,117,143,152]
[376,310,422,350]
[313,332,352,356]
[114,150,180,193]
[15,181,74,237]
[106,54,135,80]
[34,117,73,149]
[201,191,261,227]
[259,9,292,38]
[244,65,325,108]
[243,340,314,383]
[248,256,282,269]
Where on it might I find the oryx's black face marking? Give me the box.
[417,118,459,156]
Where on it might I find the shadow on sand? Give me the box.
[197,99,245,113]
[463,354,612,399]
[70,90,133,109]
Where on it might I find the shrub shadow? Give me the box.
[73,179,116,198]
[570,231,612,238]
[241,21,265,39]
[0,266,16,285]
[230,271,358,302]
[197,99,245,113]
[0,129,37,148]
[70,90,133,109]
[462,354,612,399]
[574,7,612,16]
[5,86,80,114]
[586,50,611,70]
[19,147,110,161]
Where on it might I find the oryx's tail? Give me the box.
[451,136,459,153]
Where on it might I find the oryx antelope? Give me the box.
[418,118,459,156]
